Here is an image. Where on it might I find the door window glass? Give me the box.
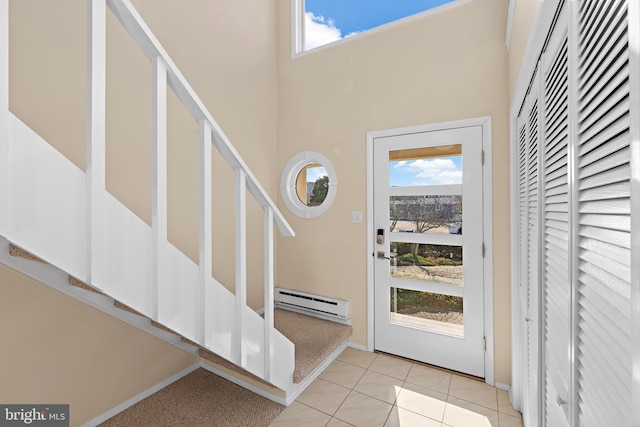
[390,288,463,337]
[390,242,462,286]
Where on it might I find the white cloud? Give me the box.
[304,12,342,50]
[397,158,462,185]
[393,160,408,168]
[306,166,327,183]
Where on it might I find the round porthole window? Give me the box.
[281,151,337,218]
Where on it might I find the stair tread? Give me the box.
[114,301,145,317]
[9,244,47,263]
[190,309,351,387]
[198,348,277,389]
[68,276,105,295]
[274,308,352,383]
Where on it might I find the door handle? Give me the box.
[377,251,390,260]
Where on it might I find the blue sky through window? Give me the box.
[304,0,456,50]
[390,156,462,186]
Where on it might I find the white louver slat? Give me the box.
[576,1,632,426]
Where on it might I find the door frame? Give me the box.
[366,116,494,386]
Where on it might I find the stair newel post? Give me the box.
[151,55,167,321]
[86,0,107,285]
[264,207,275,383]
[0,0,8,236]
[235,168,247,366]
[198,119,212,345]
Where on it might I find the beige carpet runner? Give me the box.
[100,368,284,427]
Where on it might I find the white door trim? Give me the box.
[366,116,494,385]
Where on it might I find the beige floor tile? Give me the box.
[384,406,442,427]
[499,413,524,427]
[270,401,332,427]
[368,354,412,380]
[326,417,354,426]
[334,390,393,427]
[497,389,521,418]
[337,347,378,369]
[354,370,404,404]
[395,382,448,422]
[448,375,498,411]
[319,359,366,389]
[297,378,351,415]
[443,396,499,427]
[405,363,452,394]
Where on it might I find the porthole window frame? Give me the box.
[280,151,337,219]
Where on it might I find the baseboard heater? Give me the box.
[274,288,349,324]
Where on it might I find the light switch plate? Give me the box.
[351,211,362,223]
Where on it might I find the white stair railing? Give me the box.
[1,0,296,390]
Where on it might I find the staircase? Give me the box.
[0,0,347,406]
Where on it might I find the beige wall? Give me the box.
[6,0,279,422]
[0,265,198,426]
[507,0,540,100]
[276,0,513,384]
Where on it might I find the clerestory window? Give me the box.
[292,0,465,55]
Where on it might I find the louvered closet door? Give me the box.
[576,0,632,424]
[541,5,570,425]
[516,66,543,427]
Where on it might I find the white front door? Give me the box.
[373,126,485,377]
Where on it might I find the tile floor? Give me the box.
[270,347,523,427]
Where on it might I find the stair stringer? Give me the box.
[3,112,295,392]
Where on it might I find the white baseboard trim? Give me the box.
[81,363,201,427]
[495,381,511,392]
[346,341,369,352]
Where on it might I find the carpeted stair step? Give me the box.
[68,276,105,295]
[9,244,47,263]
[150,320,179,335]
[177,336,276,388]
[198,348,276,388]
[274,308,352,383]
[113,300,145,317]
[98,368,284,427]
[181,308,352,386]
